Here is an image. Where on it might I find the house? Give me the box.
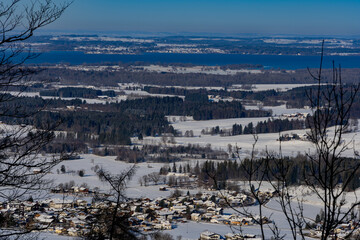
[35,214,54,224]
[67,227,79,237]
[54,227,66,235]
[200,231,221,240]
[207,207,223,215]
[230,218,242,225]
[171,205,187,213]
[193,200,204,206]
[155,221,173,230]
[46,199,73,209]
[202,213,213,221]
[191,213,201,221]
[225,233,243,240]
[210,218,220,224]
[76,199,88,207]
[204,200,216,208]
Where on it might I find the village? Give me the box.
[2,183,360,239]
[0,186,275,239]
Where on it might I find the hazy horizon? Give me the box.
[36,29,360,39]
[43,0,360,37]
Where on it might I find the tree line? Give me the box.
[40,87,116,98]
[202,118,306,136]
[196,156,360,191]
[0,95,269,146]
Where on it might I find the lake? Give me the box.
[27,51,360,70]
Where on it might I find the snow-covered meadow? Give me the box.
[47,154,171,199]
[45,153,346,239]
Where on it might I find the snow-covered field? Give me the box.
[144,125,360,158]
[167,220,293,240]
[47,154,210,201]
[231,84,317,92]
[170,116,271,136]
[245,104,312,116]
[47,154,171,199]
[168,105,312,137]
[152,104,359,158]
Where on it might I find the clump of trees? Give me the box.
[138,172,166,186]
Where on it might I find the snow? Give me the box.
[138,83,225,91]
[167,220,297,240]
[124,89,185,99]
[170,116,271,136]
[261,105,312,116]
[35,232,76,239]
[36,148,360,240]
[143,118,360,158]
[4,91,125,104]
[0,231,75,240]
[231,84,318,92]
[47,154,181,199]
[167,105,312,136]
[143,129,304,156]
[138,65,263,75]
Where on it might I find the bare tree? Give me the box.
[210,42,360,240]
[266,148,307,240]
[148,172,161,185]
[303,42,360,239]
[0,0,70,237]
[266,42,360,240]
[93,165,138,240]
[209,136,271,240]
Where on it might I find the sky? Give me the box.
[44,0,360,36]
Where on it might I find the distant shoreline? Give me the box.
[25,51,360,70]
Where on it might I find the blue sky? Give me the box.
[45,0,360,36]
